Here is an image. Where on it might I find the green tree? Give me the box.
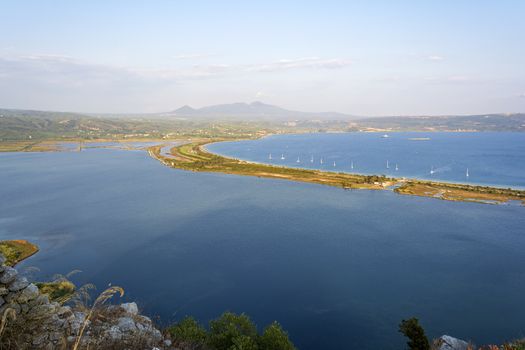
[259,322,296,350]
[208,312,258,350]
[229,335,259,350]
[169,316,207,347]
[399,318,430,350]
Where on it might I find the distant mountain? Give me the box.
[167,101,355,120]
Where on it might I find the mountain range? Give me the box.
[163,101,355,120]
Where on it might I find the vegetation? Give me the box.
[149,140,525,205]
[149,141,395,190]
[399,318,430,350]
[168,312,296,350]
[35,281,76,304]
[0,240,39,266]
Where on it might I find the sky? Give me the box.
[0,0,524,116]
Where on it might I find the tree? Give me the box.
[208,312,258,350]
[259,322,296,350]
[399,318,430,350]
[168,316,207,347]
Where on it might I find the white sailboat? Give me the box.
[310,155,314,163]
[296,156,300,163]
[280,154,285,160]
[350,161,354,169]
[430,166,435,175]
[333,161,336,167]
[395,164,399,171]
[386,160,390,169]
[268,153,272,160]
[466,168,469,177]
[320,158,324,164]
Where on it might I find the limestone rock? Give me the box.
[106,325,123,341]
[0,267,18,284]
[120,302,139,316]
[9,276,29,291]
[117,316,137,333]
[438,335,469,350]
[18,283,40,303]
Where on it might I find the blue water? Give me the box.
[1,141,524,349]
[208,132,525,188]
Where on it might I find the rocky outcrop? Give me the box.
[0,254,170,349]
[437,335,470,350]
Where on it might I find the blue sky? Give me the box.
[0,0,524,115]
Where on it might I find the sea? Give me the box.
[1,132,524,349]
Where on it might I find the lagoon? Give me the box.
[1,142,525,349]
[208,132,525,189]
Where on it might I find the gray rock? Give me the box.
[27,303,56,318]
[9,276,29,291]
[18,283,40,303]
[0,286,8,296]
[32,333,48,346]
[0,302,21,315]
[438,335,469,350]
[106,325,123,340]
[4,290,21,303]
[120,302,139,315]
[117,316,137,333]
[0,267,18,284]
[0,296,4,307]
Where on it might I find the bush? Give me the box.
[208,312,258,350]
[167,312,297,350]
[168,316,207,347]
[399,318,430,350]
[259,322,296,350]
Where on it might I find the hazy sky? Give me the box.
[1,0,524,115]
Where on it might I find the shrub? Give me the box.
[168,316,207,347]
[259,322,296,350]
[399,317,430,350]
[208,312,258,350]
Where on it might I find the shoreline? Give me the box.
[148,139,525,206]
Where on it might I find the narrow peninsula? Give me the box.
[148,139,525,206]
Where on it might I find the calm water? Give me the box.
[1,141,525,349]
[208,132,525,188]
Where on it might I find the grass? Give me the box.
[148,139,525,206]
[0,240,39,266]
[35,281,77,304]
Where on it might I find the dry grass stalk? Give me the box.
[72,286,124,350]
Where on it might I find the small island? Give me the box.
[148,139,525,206]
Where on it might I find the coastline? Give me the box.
[148,139,525,206]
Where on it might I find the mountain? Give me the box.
[168,101,355,120]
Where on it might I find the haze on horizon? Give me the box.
[0,0,524,116]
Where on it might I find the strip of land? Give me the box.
[0,239,39,266]
[148,139,525,206]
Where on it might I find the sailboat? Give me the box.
[320,158,324,164]
[430,166,435,175]
[280,154,285,160]
[310,155,314,163]
[350,161,354,169]
[395,164,399,171]
[268,153,272,160]
[466,168,469,177]
[333,161,336,167]
[296,156,300,163]
[386,160,390,169]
